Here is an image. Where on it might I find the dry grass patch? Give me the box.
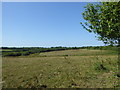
[2,49,119,88]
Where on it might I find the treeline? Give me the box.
[81,45,118,51]
[1,46,119,57]
[2,47,77,57]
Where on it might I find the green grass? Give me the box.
[29,49,118,57]
[2,49,119,88]
[1,49,13,51]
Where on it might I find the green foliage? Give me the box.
[2,52,22,56]
[2,47,72,57]
[2,46,118,57]
[81,2,120,45]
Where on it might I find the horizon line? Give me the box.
[1,0,119,2]
[1,45,107,48]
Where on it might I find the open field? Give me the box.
[2,49,119,88]
[35,49,117,57]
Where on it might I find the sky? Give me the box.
[2,2,104,47]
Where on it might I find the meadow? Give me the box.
[2,48,119,88]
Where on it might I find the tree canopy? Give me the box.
[80,2,120,45]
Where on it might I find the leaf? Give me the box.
[80,2,120,45]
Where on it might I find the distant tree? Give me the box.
[80,2,120,46]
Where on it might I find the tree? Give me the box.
[80,2,120,46]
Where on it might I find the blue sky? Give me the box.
[2,2,104,47]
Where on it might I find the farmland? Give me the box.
[2,47,119,88]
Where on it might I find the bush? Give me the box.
[21,52,30,56]
[95,63,109,72]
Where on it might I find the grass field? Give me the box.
[2,49,119,88]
